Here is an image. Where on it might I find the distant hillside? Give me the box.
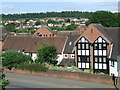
[1,11,92,20]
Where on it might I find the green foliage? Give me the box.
[4,23,16,32]
[43,63,108,75]
[43,63,84,72]
[35,21,48,25]
[0,66,9,89]
[47,20,61,24]
[86,11,119,27]
[65,19,70,22]
[2,50,32,70]
[17,64,48,72]
[36,43,58,65]
[66,24,78,30]
[2,11,92,20]
[50,26,65,31]
[0,79,9,86]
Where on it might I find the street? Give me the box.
[5,72,114,88]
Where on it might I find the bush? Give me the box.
[0,79,9,86]
[2,50,32,70]
[36,43,58,65]
[17,64,48,72]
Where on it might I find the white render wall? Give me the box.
[25,53,63,64]
[57,54,63,65]
[32,53,37,61]
[109,61,118,77]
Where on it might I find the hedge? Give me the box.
[17,64,48,72]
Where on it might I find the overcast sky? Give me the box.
[1,0,119,14]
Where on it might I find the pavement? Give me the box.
[5,72,115,88]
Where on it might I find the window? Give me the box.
[95,57,98,62]
[111,61,114,66]
[78,44,81,49]
[82,44,85,49]
[65,55,67,57]
[94,44,98,49]
[78,57,81,61]
[99,57,102,62]
[103,57,106,62]
[86,44,89,49]
[99,44,102,49]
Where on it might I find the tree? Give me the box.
[66,24,78,30]
[36,43,58,65]
[86,11,119,27]
[4,23,16,32]
[2,50,32,70]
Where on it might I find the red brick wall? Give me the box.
[4,68,115,85]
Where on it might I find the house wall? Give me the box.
[31,53,37,61]
[63,54,75,59]
[109,61,118,76]
[74,24,113,74]
[57,54,64,65]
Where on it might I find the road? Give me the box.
[5,72,114,88]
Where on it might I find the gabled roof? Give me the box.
[0,25,10,41]
[55,31,80,36]
[63,35,80,54]
[104,27,120,59]
[92,24,113,42]
[58,58,75,66]
[2,35,67,54]
[25,36,67,54]
[34,25,53,36]
[2,35,32,51]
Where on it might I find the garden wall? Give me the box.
[4,68,116,85]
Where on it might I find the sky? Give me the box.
[1,0,119,14]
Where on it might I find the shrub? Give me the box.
[17,64,48,72]
[36,43,58,65]
[2,50,32,70]
[0,79,9,86]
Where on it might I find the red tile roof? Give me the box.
[2,35,67,54]
[34,26,53,37]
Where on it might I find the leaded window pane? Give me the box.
[82,44,85,49]
[78,44,80,49]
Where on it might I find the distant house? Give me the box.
[34,25,56,37]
